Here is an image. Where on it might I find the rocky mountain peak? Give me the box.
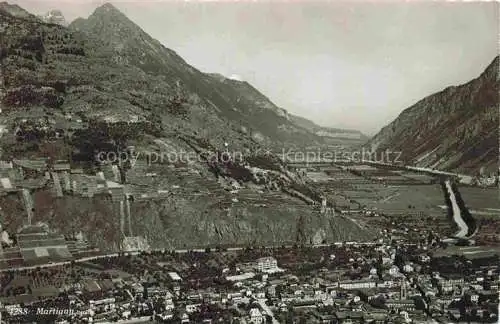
[70,2,148,44]
[95,2,120,12]
[90,2,133,24]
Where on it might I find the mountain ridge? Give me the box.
[366,56,499,175]
[290,113,369,142]
[69,3,366,146]
[67,3,331,148]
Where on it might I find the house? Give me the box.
[160,310,174,321]
[0,161,13,169]
[168,272,182,281]
[339,279,377,290]
[89,298,116,312]
[403,264,414,273]
[385,299,416,312]
[227,292,243,301]
[388,265,400,276]
[256,257,278,272]
[0,177,14,191]
[227,272,256,282]
[439,277,465,293]
[249,308,264,324]
[164,298,175,311]
[376,279,395,288]
[181,313,189,323]
[186,304,201,313]
[13,159,48,177]
[52,161,70,172]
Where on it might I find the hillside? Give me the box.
[367,56,499,175]
[0,3,374,250]
[67,4,325,150]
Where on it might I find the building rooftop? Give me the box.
[168,272,182,281]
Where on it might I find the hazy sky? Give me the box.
[12,0,499,135]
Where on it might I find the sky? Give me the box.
[11,0,499,135]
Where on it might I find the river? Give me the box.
[444,180,469,238]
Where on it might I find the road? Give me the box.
[257,298,280,324]
[0,242,380,272]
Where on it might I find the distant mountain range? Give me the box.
[290,114,369,142]
[367,56,499,175]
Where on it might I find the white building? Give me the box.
[339,280,377,290]
[389,265,400,276]
[249,308,264,324]
[226,272,255,282]
[186,304,201,313]
[256,257,278,272]
[439,278,464,293]
[168,272,182,281]
[403,264,414,273]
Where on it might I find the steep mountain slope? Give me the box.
[68,4,323,149]
[367,56,499,175]
[0,3,374,250]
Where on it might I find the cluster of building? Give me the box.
[0,230,496,323]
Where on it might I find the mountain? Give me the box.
[68,3,323,150]
[367,56,499,175]
[0,1,35,19]
[38,9,67,26]
[0,3,374,250]
[290,114,369,143]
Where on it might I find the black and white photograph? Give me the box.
[0,0,498,322]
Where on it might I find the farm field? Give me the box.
[302,163,499,241]
[459,187,500,213]
[309,165,446,215]
[298,162,499,244]
[365,184,445,216]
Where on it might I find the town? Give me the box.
[0,1,499,323]
[0,153,498,323]
[0,228,498,323]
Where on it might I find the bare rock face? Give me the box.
[367,56,499,175]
